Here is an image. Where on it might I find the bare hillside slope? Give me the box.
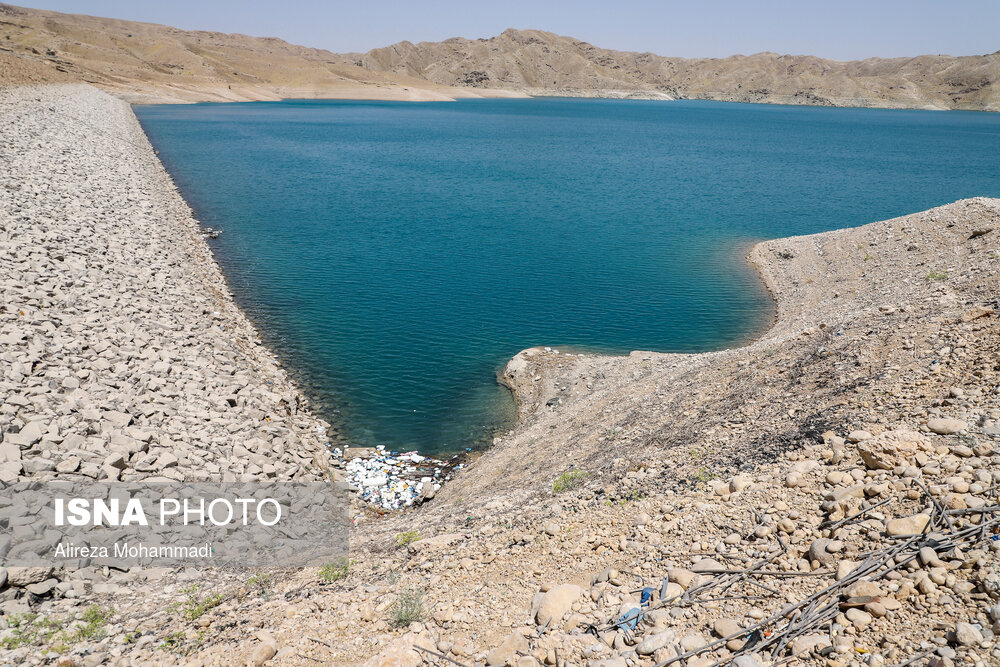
[0,3,522,102]
[362,28,1000,109]
[1,4,997,109]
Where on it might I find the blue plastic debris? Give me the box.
[614,607,640,632]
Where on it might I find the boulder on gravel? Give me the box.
[856,430,927,469]
[534,584,582,627]
[886,513,932,536]
[927,418,967,435]
[635,629,676,656]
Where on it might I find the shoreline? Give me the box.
[1,82,336,486]
[9,81,995,493]
[341,194,999,666]
[131,88,991,112]
[495,237,779,427]
[127,89,987,470]
[2,81,999,665]
[4,12,998,112]
[2,2,997,113]
[133,95,783,467]
[445,195,1000,514]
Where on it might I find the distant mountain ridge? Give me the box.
[360,28,1000,109]
[1,3,997,109]
[0,3,516,103]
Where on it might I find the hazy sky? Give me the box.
[16,1,1000,60]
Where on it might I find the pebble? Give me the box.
[865,601,887,617]
[534,584,582,626]
[807,538,836,566]
[886,513,931,536]
[635,629,676,655]
[953,622,983,646]
[927,418,968,435]
[713,619,744,651]
[845,608,872,629]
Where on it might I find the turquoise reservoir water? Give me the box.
[135,99,1000,455]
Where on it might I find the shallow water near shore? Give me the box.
[134,98,1000,455]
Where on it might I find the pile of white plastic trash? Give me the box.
[341,446,462,510]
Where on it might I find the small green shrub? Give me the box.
[395,530,421,547]
[247,573,272,598]
[66,605,113,642]
[553,470,588,493]
[620,489,645,503]
[0,614,58,650]
[319,558,351,583]
[159,631,187,652]
[174,585,224,621]
[0,606,113,651]
[926,270,948,281]
[390,587,425,627]
[691,466,718,485]
[689,445,711,461]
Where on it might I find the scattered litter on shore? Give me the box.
[338,445,466,510]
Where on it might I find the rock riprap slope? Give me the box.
[0,85,334,485]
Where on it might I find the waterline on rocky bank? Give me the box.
[5,82,1000,666]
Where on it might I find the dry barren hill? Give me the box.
[0,3,521,102]
[362,28,1000,110]
[1,3,998,109]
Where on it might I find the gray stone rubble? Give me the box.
[0,84,333,487]
[0,84,340,620]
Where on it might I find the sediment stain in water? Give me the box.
[134,98,1000,455]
